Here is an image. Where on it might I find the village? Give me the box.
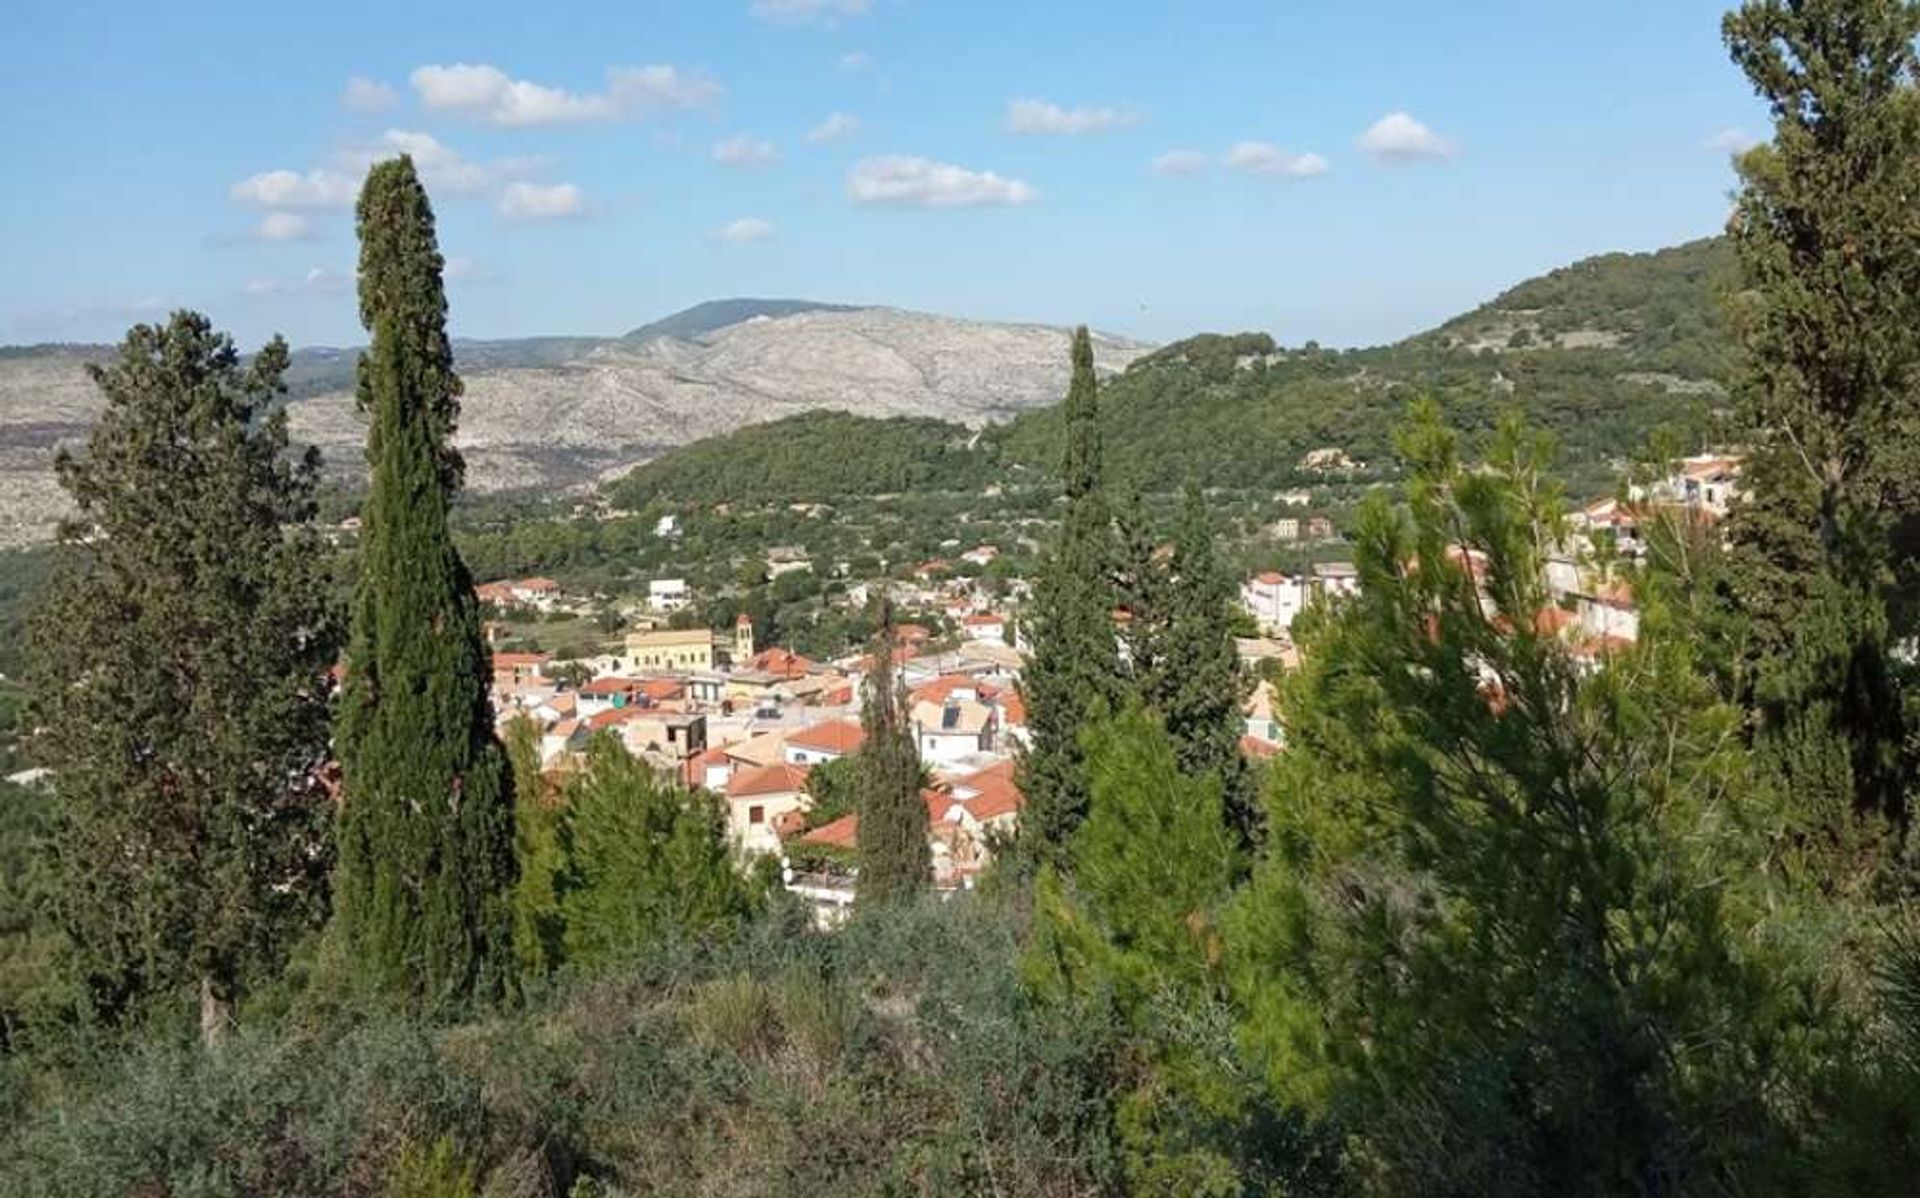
[471,450,1743,922]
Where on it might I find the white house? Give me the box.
[960,612,1008,644]
[782,719,865,766]
[726,762,812,857]
[1240,571,1309,634]
[648,577,691,613]
[911,698,996,766]
[654,513,681,539]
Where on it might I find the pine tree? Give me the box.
[27,312,337,1043]
[854,599,929,905]
[333,156,516,1007]
[1719,0,1920,858]
[1154,489,1254,843]
[1225,407,1788,1189]
[1017,327,1124,869]
[559,734,750,967]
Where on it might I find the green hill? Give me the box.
[987,238,1740,492]
[606,410,996,506]
[601,238,1741,505]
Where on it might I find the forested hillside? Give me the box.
[987,238,1738,493]
[606,410,1000,506]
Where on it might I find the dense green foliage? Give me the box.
[1230,409,1795,1190]
[504,718,565,978]
[0,896,1131,1198]
[1718,0,1920,859]
[1143,490,1253,842]
[853,602,930,905]
[989,240,1738,496]
[1017,328,1126,869]
[333,156,516,1008]
[608,410,996,507]
[10,7,1920,1195]
[25,314,337,1041]
[558,735,755,968]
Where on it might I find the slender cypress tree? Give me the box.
[855,598,930,905]
[1152,488,1254,842]
[1018,327,1125,869]
[1719,0,1920,856]
[27,313,337,1043]
[334,156,516,1006]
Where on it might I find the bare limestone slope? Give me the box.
[0,308,1147,547]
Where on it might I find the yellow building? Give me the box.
[625,627,720,673]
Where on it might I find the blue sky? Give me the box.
[1,0,1766,350]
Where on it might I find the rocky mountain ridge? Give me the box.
[0,304,1149,547]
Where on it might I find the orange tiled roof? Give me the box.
[728,760,811,798]
[799,811,859,848]
[787,719,866,755]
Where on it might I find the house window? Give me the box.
[749,805,765,825]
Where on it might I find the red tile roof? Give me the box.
[492,651,550,667]
[996,692,1027,728]
[944,760,1024,821]
[798,811,859,848]
[910,674,1000,707]
[1240,735,1281,760]
[787,719,865,755]
[579,676,642,696]
[727,761,811,799]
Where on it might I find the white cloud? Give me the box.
[499,181,586,220]
[1223,141,1329,178]
[717,217,776,243]
[253,212,315,242]
[1150,149,1208,176]
[714,134,779,167]
[607,65,724,113]
[1358,112,1456,162]
[1005,98,1136,135]
[751,0,871,24]
[410,61,720,127]
[341,76,397,113]
[838,50,873,71]
[806,112,860,143]
[1706,126,1759,154]
[847,155,1037,208]
[230,168,360,209]
[245,266,348,298]
[325,129,544,200]
[442,255,500,283]
[235,130,548,220]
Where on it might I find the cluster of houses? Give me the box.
[470,454,1744,919]
[1237,452,1746,680]
[481,562,1029,921]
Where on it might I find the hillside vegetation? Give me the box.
[607,410,998,506]
[986,238,1738,493]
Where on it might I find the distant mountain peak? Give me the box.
[622,298,864,345]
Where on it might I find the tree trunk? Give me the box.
[199,975,232,1050]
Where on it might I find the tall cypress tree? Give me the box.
[334,156,516,1006]
[1720,0,1920,857]
[28,313,337,1043]
[1018,327,1125,869]
[1151,489,1254,843]
[855,598,929,905]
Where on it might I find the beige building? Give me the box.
[625,627,720,672]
